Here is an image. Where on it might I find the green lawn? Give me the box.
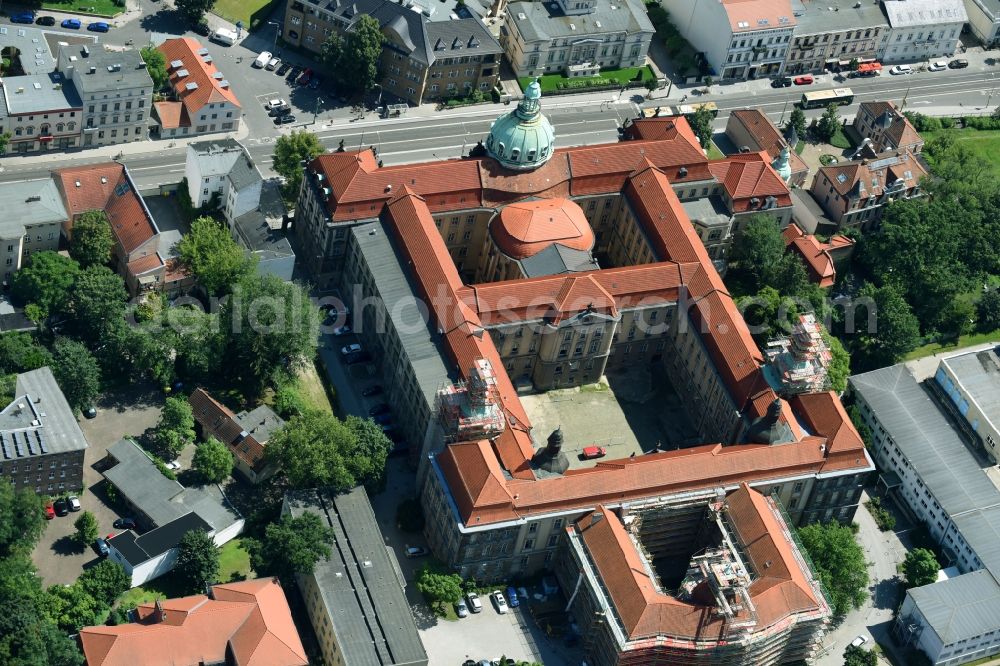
[520,65,655,93]
[212,0,272,27]
[297,361,335,415]
[904,330,1000,361]
[115,572,189,609]
[923,128,1000,176]
[39,0,123,17]
[219,538,253,582]
[706,141,725,160]
[829,126,853,150]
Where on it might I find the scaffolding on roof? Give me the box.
[436,359,506,442]
[764,313,832,394]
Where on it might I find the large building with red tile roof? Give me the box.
[189,388,284,484]
[78,577,307,666]
[154,38,240,138]
[726,108,809,187]
[782,222,855,288]
[296,93,871,665]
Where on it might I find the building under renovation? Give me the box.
[557,484,830,665]
[765,314,833,395]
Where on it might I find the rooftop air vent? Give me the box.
[24,196,41,203]
[101,176,107,184]
[677,167,688,177]
[74,181,81,187]
[89,66,96,74]
[213,72,224,79]
[219,80,229,88]
[176,68,189,78]
[170,59,184,68]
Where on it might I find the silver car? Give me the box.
[455,599,469,618]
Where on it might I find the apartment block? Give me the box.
[881,0,967,63]
[786,0,889,74]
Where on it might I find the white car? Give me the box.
[253,51,272,68]
[850,635,869,648]
[928,60,947,72]
[265,98,287,110]
[889,64,913,75]
[265,57,281,71]
[490,590,508,614]
[465,591,483,613]
[67,495,81,512]
[333,325,352,336]
[166,460,181,471]
[341,343,362,356]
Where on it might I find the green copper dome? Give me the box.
[772,145,792,183]
[485,78,555,171]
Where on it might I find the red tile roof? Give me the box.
[728,109,809,177]
[153,101,188,129]
[782,223,854,288]
[856,101,924,153]
[491,198,594,260]
[78,578,307,666]
[709,152,792,212]
[157,38,241,119]
[189,388,267,471]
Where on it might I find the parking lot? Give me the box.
[31,389,163,586]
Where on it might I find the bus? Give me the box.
[800,88,855,109]
[642,101,719,119]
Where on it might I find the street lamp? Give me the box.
[313,98,324,125]
[267,21,281,53]
[372,83,383,110]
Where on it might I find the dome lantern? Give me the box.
[485,78,556,171]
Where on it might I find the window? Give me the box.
[523,539,534,550]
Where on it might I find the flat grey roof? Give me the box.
[353,222,455,409]
[520,243,599,278]
[908,569,1000,644]
[790,189,833,234]
[0,178,66,238]
[682,195,731,228]
[940,347,1000,432]
[233,211,294,259]
[0,367,89,462]
[507,0,653,42]
[2,72,81,115]
[0,25,76,75]
[850,365,1000,580]
[790,0,888,34]
[882,0,967,27]
[67,46,152,92]
[285,488,428,666]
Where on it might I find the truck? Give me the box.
[211,28,238,46]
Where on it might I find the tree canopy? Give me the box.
[140,46,169,90]
[415,566,463,607]
[851,282,921,369]
[843,644,877,666]
[0,332,53,375]
[903,548,940,588]
[73,511,99,547]
[272,131,325,201]
[979,288,1000,333]
[726,214,806,297]
[246,512,333,584]
[688,105,714,149]
[177,216,256,297]
[51,337,101,412]
[815,103,840,142]
[77,560,130,606]
[10,251,80,320]
[69,210,114,268]
[0,479,45,557]
[797,521,869,616]
[67,266,128,345]
[174,0,215,25]
[174,529,219,594]
[267,411,391,490]
[193,437,234,483]
[322,15,383,94]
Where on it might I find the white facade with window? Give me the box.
[881,0,968,62]
[964,0,1000,46]
[935,348,1000,465]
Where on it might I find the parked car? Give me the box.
[166,460,181,471]
[61,18,82,29]
[94,537,110,557]
[333,325,351,336]
[54,498,69,516]
[928,61,948,72]
[949,58,969,69]
[582,445,607,460]
[889,64,912,75]
[84,406,97,419]
[465,591,483,613]
[268,105,291,117]
[770,76,792,88]
[793,75,814,85]
[345,351,371,365]
[35,16,56,26]
[849,636,869,649]
[455,599,469,618]
[265,98,287,110]
[506,586,520,608]
[404,545,429,558]
[369,403,390,417]
[113,517,137,530]
[296,68,313,86]
[87,21,110,32]
[361,385,383,397]
[490,590,508,614]
[67,495,81,512]
[45,503,55,520]
[10,12,35,24]
[276,62,291,76]
[274,114,296,125]
[253,51,272,68]
[286,66,302,83]
[341,343,362,356]
[266,57,281,71]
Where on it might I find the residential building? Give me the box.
[558,485,831,666]
[935,347,1000,465]
[57,44,152,148]
[725,108,809,187]
[964,0,1000,46]
[1,73,82,154]
[285,488,428,666]
[881,0,967,63]
[154,38,241,138]
[0,367,89,495]
[184,138,260,221]
[232,181,295,281]
[809,146,927,230]
[101,438,244,586]
[78,578,308,666]
[189,388,284,484]
[851,361,1000,665]
[782,222,854,287]
[659,0,794,80]
[853,100,925,154]
[502,0,654,78]
[0,178,68,286]
[281,0,501,105]
[786,0,890,74]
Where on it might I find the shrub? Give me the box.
[866,496,896,532]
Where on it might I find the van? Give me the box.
[253,51,272,68]
[212,28,238,45]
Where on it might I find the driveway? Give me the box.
[31,388,163,586]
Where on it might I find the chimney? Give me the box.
[590,511,603,526]
[89,66,96,74]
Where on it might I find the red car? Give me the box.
[793,75,814,85]
[582,446,607,460]
[296,68,313,86]
[44,503,55,520]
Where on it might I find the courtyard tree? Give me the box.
[174,529,219,594]
[415,565,463,611]
[978,288,1000,333]
[726,214,808,297]
[10,251,80,320]
[68,265,129,345]
[44,582,102,632]
[843,644,877,666]
[154,396,195,459]
[0,478,45,556]
[192,437,234,483]
[797,521,868,616]
[140,46,169,90]
[174,0,215,26]
[177,216,256,296]
[689,104,714,149]
[824,330,851,393]
[815,103,840,142]
[787,107,807,142]
[903,548,940,588]
[322,15,383,94]
[68,210,114,268]
[77,560,130,606]
[51,338,101,412]
[0,332,53,374]
[72,511,99,547]
[245,512,333,585]
[272,131,325,201]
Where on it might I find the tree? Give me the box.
[978,288,1000,333]
[726,214,794,296]
[415,566,463,608]
[10,251,80,319]
[140,46,169,90]
[0,133,10,156]
[787,107,807,142]
[903,548,940,588]
[824,329,850,393]
[267,411,390,490]
[815,103,840,142]
[0,478,45,556]
[797,521,869,616]
[221,274,319,392]
[52,338,101,412]
[936,298,975,343]
[0,332,53,374]
[322,15,383,94]
[174,529,219,594]
[273,383,307,418]
[689,104,714,149]
[193,437,234,483]
[852,282,921,369]
[245,512,333,584]
[159,396,195,443]
[177,216,257,296]
[44,582,103,631]
[72,511,99,547]
[68,210,114,268]
[843,644,877,666]
[174,0,215,26]
[68,266,128,344]
[737,287,799,343]
[77,560,129,606]
[272,131,325,201]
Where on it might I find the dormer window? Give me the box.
[527,149,536,161]
[497,142,505,158]
[511,147,520,161]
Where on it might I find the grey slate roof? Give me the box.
[507,0,653,43]
[908,570,1000,644]
[187,139,261,191]
[235,405,284,443]
[790,0,888,34]
[0,178,68,238]
[64,45,153,92]
[940,347,1000,434]
[0,368,88,462]
[285,488,428,666]
[233,211,294,260]
[1,72,81,115]
[520,243,599,278]
[425,16,502,58]
[108,512,212,566]
[850,365,1000,580]
[882,0,967,27]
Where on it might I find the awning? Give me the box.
[38,135,53,143]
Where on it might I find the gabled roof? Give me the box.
[728,109,809,176]
[188,388,271,471]
[782,222,853,288]
[722,0,796,32]
[817,149,927,197]
[856,101,924,152]
[709,152,792,212]
[157,38,240,117]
